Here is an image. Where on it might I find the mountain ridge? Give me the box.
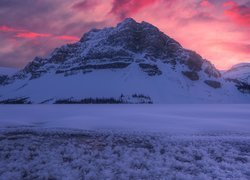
[0,18,249,104]
[223,63,250,83]
[0,67,18,85]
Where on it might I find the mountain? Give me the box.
[0,67,18,76]
[223,63,250,84]
[0,18,249,104]
[222,63,250,94]
[0,67,18,85]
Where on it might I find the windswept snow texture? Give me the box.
[0,105,250,179]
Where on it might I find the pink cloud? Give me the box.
[200,0,213,8]
[0,25,18,32]
[15,32,52,39]
[72,0,99,10]
[223,0,250,27]
[110,0,159,19]
[55,35,79,41]
[0,0,249,69]
[223,0,237,8]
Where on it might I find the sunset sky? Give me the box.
[0,0,249,70]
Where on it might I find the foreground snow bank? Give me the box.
[0,128,250,179]
[1,105,250,179]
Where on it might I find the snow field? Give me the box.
[0,129,250,179]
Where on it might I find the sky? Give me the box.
[0,0,249,70]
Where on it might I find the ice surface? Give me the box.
[0,104,250,134]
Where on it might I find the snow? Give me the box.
[1,63,249,103]
[0,104,250,179]
[0,67,18,76]
[231,63,250,70]
[1,18,249,104]
[0,104,250,134]
[0,130,250,179]
[223,63,250,84]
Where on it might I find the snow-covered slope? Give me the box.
[223,63,250,84]
[222,63,250,94]
[0,67,18,85]
[0,18,249,103]
[0,67,18,76]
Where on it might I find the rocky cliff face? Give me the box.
[0,18,249,103]
[0,75,7,84]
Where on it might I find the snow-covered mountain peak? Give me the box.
[230,63,250,69]
[0,19,249,103]
[223,63,250,84]
[117,18,137,27]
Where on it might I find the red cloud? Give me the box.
[223,1,237,8]
[1,25,78,42]
[110,0,159,19]
[200,0,213,8]
[0,0,249,69]
[0,25,17,32]
[223,0,250,27]
[15,32,52,39]
[72,0,98,10]
[55,35,79,41]
[216,41,250,54]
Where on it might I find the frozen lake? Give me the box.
[0,104,250,134]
